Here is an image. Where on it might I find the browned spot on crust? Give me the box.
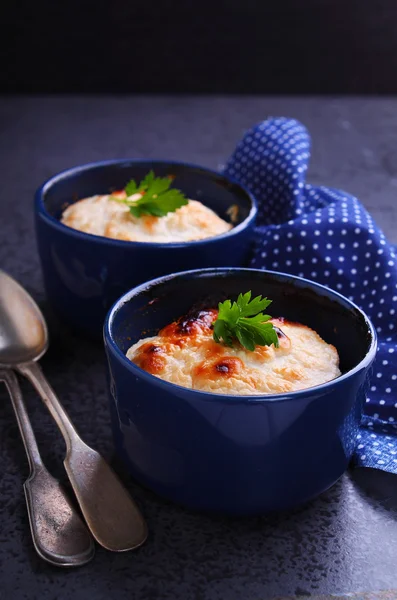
[111,190,127,199]
[158,322,186,345]
[159,309,218,343]
[194,356,243,380]
[63,215,76,225]
[201,338,226,360]
[104,223,112,237]
[134,343,166,374]
[177,309,218,335]
[142,215,159,232]
[214,357,243,376]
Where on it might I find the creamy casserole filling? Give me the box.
[61,195,232,243]
[126,309,341,395]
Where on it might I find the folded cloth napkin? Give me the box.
[223,117,397,474]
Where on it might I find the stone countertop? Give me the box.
[1,96,397,600]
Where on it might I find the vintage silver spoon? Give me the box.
[0,368,95,567]
[0,270,148,552]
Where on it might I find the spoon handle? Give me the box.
[0,369,95,567]
[17,362,78,452]
[0,369,42,471]
[17,361,148,552]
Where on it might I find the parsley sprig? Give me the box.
[213,291,279,352]
[110,171,188,218]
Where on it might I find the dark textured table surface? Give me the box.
[1,96,397,600]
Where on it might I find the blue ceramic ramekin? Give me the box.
[34,160,256,337]
[104,268,377,515]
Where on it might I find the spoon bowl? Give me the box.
[0,271,48,365]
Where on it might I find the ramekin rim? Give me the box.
[34,158,257,249]
[104,267,378,404]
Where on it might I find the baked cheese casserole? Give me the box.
[61,195,232,243]
[126,309,341,395]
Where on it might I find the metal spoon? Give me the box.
[0,270,148,551]
[0,368,95,567]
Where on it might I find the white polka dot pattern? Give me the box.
[224,117,397,474]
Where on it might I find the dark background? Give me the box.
[2,0,397,94]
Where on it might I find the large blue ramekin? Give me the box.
[34,160,256,338]
[104,268,377,515]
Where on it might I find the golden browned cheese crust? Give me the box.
[126,311,341,395]
[61,194,232,242]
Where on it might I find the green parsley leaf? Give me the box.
[124,179,138,196]
[139,170,155,191]
[130,188,187,218]
[110,170,188,218]
[213,291,279,351]
[213,318,234,347]
[236,291,272,317]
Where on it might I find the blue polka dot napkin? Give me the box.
[224,117,397,474]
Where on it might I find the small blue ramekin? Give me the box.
[34,160,256,337]
[104,268,377,515]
